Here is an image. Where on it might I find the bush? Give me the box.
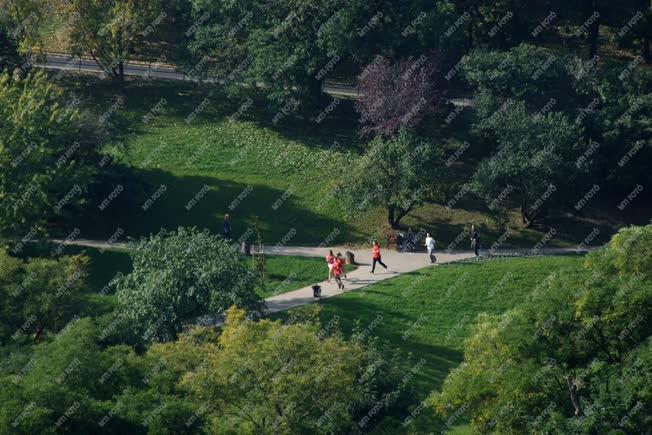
[114,227,264,342]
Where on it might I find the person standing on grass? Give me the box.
[471,225,480,257]
[325,250,335,282]
[333,253,345,289]
[425,232,436,263]
[371,240,388,273]
[223,214,232,240]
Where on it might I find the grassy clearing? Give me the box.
[275,255,586,430]
[57,77,629,248]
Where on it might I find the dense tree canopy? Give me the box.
[0,249,88,344]
[152,306,414,433]
[0,71,99,236]
[431,224,652,433]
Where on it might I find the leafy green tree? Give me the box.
[463,44,579,114]
[0,17,21,71]
[430,224,652,433]
[151,307,413,433]
[0,317,200,434]
[114,227,264,342]
[0,249,88,343]
[343,129,440,228]
[0,71,99,236]
[470,101,581,223]
[63,0,162,88]
[0,0,49,70]
[578,62,652,195]
[188,0,340,107]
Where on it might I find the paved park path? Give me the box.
[37,53,474,106]
[51,238,591,315]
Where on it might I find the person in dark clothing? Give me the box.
[223,214,232,240]
[470,225,480,257]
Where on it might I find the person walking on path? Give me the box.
[325,250,335,282]
[371,240,388,273]
[223,214,232,240]
[425,232,437,263]
[470,225,480,257]
[333,253,345,289]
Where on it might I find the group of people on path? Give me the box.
[324,226,482,288]
[325,250,347,289]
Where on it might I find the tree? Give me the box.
[0,316,200,433]
[63,0,161,88]
[470,101,581,224]
[430,224,652,433]
[113,227,264,342]
[0,249,88,343]
[343,129,440,228]
[187,0,342,107]
[0,0,49,71]
[0,71,99,236]
[463,44,579,114]
[462,46,587,223]
[355,55,444,137]
[0,17,21,71]
[151,306,413,433]
[581,61,652,195]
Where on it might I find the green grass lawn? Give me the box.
[275,255,586,431]
[54,77,629,250]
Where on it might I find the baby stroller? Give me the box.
[396,228,418,252]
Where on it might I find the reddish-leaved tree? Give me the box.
[355,54,444,137]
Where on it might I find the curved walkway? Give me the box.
[51,238,592,315]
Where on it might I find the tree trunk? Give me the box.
[117,60,125,91]
[588,3,600,59]
[307,76,326,108]
[519,180,530,225]
[564,375,583,417]
[467,15,474,50]
[642,37,651,64]
[387,205,397,228]
[387,205,411,228]
[34,324,44,342]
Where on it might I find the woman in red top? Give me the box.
[325,250,335,282]
[371,240,388,273]
[333,253,345,289]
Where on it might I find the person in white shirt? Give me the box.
[425,233,436,263]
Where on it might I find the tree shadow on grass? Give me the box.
[71,168,353,246]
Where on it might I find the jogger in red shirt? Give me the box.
[371,240,388,273]
[333,253,345,289]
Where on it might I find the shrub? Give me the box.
[114,227,263,342]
